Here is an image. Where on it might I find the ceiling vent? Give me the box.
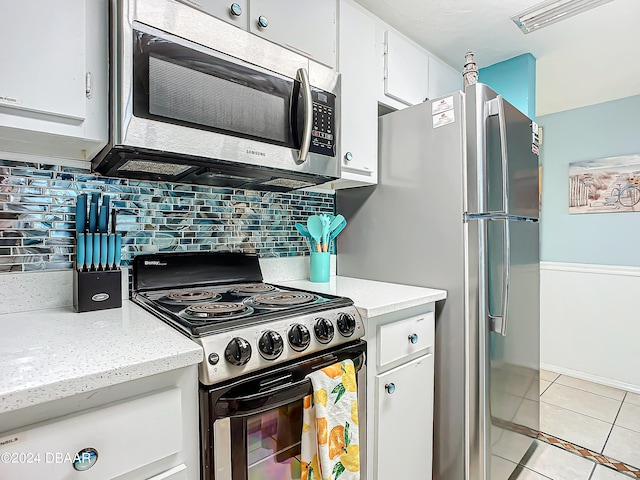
[511,0,615,34]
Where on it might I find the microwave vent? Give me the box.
[261,178,315,189]
[118,159,192,175]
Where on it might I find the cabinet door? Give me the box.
[383,29,429,106]
[175,0,248,29]
[249,0,336,68]
[428,55,463,100]
[375,353,434,480]
[0,0,86,120]
[337,0,377,186]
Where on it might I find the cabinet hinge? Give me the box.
[85,72,93,99]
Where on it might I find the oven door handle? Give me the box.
[215,377,313,418]
[214,351,365,418]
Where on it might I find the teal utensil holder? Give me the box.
[309,252,330,282]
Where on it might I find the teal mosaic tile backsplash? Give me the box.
[0,159,334,272]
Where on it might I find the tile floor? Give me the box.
[498,370,640,479]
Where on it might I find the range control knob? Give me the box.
[288,324,311,351]
[258,330,284,360]
[224,337,252,366]
[337,313,357,337]
[314,318,334,344]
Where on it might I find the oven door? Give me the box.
[200,341,366,480]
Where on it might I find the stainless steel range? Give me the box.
[131,252,366,480]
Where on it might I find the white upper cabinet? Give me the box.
[175,0,249,29]
[429,55,463,100]
[334,0,378,187]
[179,1,337,68]
[383,29,430,106]
[248,1,336,68]
[0,2,86,121]
[0,0,108,162]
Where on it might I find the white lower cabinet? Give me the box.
[375,354,434,480]
[365,307,435,480]
[0,366,199,480]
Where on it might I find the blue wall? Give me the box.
[539,94,640,266]
[479,53,536,119]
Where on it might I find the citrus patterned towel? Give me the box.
[301,359,360,480]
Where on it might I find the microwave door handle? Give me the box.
[296,67,313,163]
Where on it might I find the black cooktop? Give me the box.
[131,252,351,337]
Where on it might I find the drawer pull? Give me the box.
[385,383,396,394]
[408,333,419,344]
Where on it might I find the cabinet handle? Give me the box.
[258,15,269,28]
[408,333,418,344]
[385,383,395,394]
[344,151,353,162]
[230,3,242,16]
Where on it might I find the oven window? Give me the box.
[242,401,303,480]
[132,30,300,149]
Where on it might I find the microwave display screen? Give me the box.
[316,92,328,103]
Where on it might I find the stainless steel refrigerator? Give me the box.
[336,83,540,480]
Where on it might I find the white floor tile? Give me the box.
[554,376,626,401]
[540,370,560,382]
[540,380,552,395]
[591,464,634,480]
[514,467,554,479]
[603,426,640,469]
[541,383,621,423]
[492,454,519,480]
[625,391,640,406]
[493,429,536,464]
[540,402,612,452]
[615,401,640,433]
[521,440,595,479]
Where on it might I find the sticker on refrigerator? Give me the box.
[433,110,455,128]
[432,96,454,115]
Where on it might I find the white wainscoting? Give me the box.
[540,261,640,393]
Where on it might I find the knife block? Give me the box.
[73,268,122,313]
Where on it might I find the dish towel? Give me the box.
[301,359,360,480]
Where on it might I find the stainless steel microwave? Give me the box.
[93,0,341,191]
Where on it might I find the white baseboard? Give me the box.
[540,261,640,391]
[541,362,640,394]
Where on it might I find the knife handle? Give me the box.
[100,234,108,270]
[93,233,101,270]
[85,233,93,270]
[88,201,98,233]
[111,208,118,234]
[114,234,122,268]
[75,194,87,234]
[76,233,85,271]
[107,234,116,269]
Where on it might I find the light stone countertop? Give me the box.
[279,276,447,318]
[0,302,202,414]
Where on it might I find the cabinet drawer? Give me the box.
[377,312,434,367]
[0,388,182,480]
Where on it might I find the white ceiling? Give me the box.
[354,0,640,116]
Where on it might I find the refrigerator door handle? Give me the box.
[488,217,510,336]
[487,95,510,216]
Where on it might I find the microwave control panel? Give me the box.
[310,90,336,157]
